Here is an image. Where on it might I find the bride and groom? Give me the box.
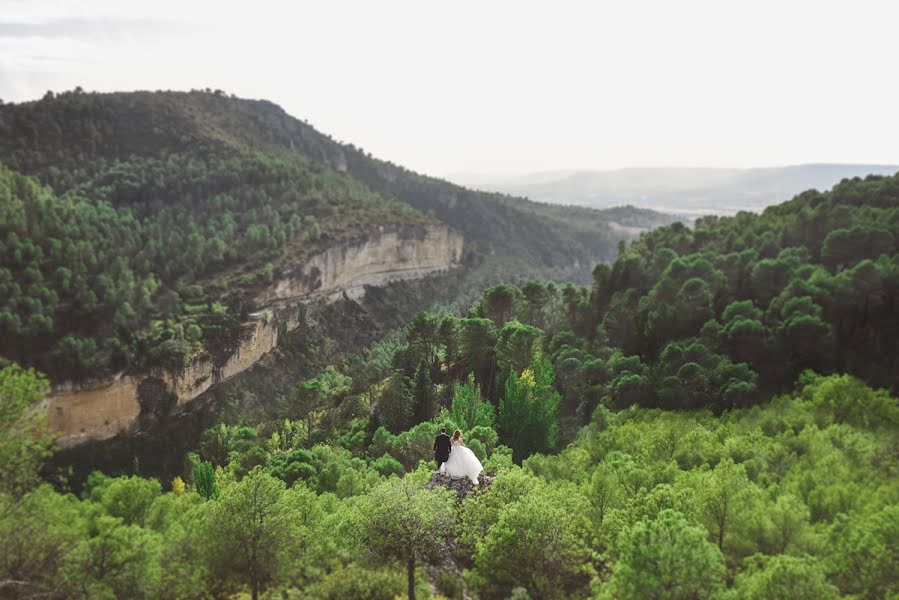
[433,427,483,484]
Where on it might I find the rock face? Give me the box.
[257,224,464,305]
[46,225,462,448]
[426,471,493,499]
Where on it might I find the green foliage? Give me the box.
[268,448,316,486]
[0,151,416,378]
[201,467,300,599]
[296,563,412,600]
[370,454,405,478]
[0,485,88,598]
[495,319,542,376]
[67,514,164,598]
[467,484,593,600]
[460,317,498,396]
[729,554,839,600]
[449,374,495,431]
[825,504,899,600]
[411,359,436,424]
[293,366,352,447]
[602,509,724,600]
[378,371,413,434]
[485,172,899,412]
[480,284,523,326]
[0,370,896,599]
[88,474,162,526]
[2,111,899,599]
[0,361,52,495]
[192,461,218,500]
[498,354,561,462]
[356,476,457,600]
[799,372,899,430]
[696,459,753,551]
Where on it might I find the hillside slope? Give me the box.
[0,90,671,278]
[0,89,664,384]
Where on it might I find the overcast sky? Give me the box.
[1,0,898,176]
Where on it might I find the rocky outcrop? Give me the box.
[46,225,462,448]
[426,471,493,499]
[47,314,285,448]
[257,224,463,305]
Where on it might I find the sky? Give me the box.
[1,0,898,176]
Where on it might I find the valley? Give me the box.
[1,89,897,600]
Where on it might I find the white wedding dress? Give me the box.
[440,438,483,484]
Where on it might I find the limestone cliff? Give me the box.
[258,224,463,305]
[46,225,462,448]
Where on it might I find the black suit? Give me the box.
[433,433,452,470]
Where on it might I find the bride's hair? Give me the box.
[453,429,462,440]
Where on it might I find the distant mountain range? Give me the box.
[449,164,899,216]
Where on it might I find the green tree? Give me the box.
[300,563,412,600]
[202,467,297,600]
[0,485,87,598]
[406,312,440,366]
[293,366,351,447]
[495,320,541,376]
[193,460,218,500]
[356,477,456,600]
[755,493,809,554]
[586,464,623,533]
[603,509,724,600]
[438,315,460,363]
[449,374,495,431]
[0,362,53,496]
[731,554,839,600]
[460,317,498,396]
[481,284,522,326]
[698,459,753,552]
[410,359,435,424]
[378,371,412,434]
[66,514,163,599]
[826,504,899,600]
[469,487,592,599]
[88,474,162,526]
[519,279,550,329]
[498,354,560,462]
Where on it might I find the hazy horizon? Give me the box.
[448,163,899,217]
[447,162,899,180]
[2,0,898,175]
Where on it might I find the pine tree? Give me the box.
[193,460,218,500]
[411,359,435,424]
[379,371,412,434]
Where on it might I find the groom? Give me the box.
[433,427,452,471]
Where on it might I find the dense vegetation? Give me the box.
[0,153,424,379]
[2,359,896,599]
[1,93,897,598]
[0,89,665,381]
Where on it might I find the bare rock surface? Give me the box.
[426,471,493,499]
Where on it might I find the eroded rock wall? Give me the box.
[258,224,464,304]
[46,225,462,447]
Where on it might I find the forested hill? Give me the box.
[0,89,670,277]
[0,89,667,382]
[551,171,899,408]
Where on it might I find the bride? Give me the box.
[440,429,483,484]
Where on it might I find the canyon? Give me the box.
[45,225,463,448]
